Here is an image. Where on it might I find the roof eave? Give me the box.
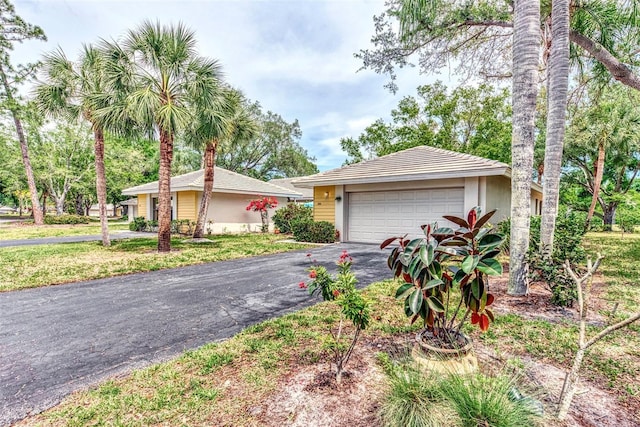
[292,167,509,187]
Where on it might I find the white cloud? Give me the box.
[12,0,430,171]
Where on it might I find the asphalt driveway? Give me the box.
[0,242,390,425]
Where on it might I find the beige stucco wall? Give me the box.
[203,192,289,233]
[485,176,512,223]
[531,187,543,216]
[485,176,543,222]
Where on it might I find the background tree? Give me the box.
[104,135,158,216]
[0,123,25,208]
[102,21,223,252]
[33,123,93,215]
[341,83,512,164]
[0,0,46,224]
[359,0,640,260]
[186,88,258,238]
[216,100,318,180]
[562,84,640,230]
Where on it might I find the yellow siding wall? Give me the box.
[314,186,335,223]
[137,194,147,219]
[177,191,198,222]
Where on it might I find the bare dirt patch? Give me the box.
[251,275,638,427]
[259,351,386,427]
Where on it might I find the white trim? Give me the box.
[464,177,479,214]
[334,185,345,242]
[292,167,509,188]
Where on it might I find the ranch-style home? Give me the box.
[292,146,543,244]
[122,167,302,233]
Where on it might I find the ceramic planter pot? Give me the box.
[412,329,478,375]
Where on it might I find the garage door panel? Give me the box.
[347,188,464,243]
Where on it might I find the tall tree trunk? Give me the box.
[508,0,541,295]
[585,142,605,231]
[55,198,65,215]
[0,63,44,225]
[75,194,84,216]
[193,141,217,238]
[540,0,570,257]
[158,129,174,252]
[93,126,110,246]
[41,191,47,216]
[602,204,616,231]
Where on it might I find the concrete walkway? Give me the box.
[0,243,389,425]
[0,232,152,248]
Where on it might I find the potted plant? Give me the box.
[381,208,504,371]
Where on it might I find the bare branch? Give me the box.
[570,30,640,91]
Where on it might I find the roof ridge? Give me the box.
[414,145,507,166]
[214,167,303,196]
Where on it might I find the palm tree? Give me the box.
[101,21,223,252]
[186,89,259,238]
[539,0,570,256]
[35,45,113,246]
[508,0,541,295]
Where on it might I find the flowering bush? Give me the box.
[246,196,278,233]
[300,250,370,384]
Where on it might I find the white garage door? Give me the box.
[347,188,465,243]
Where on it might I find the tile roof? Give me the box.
[269,178,314,199]
[122,167,302,198]
[292,146,510,187]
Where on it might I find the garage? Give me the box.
[347,188,464,243]
[291,146,544,244]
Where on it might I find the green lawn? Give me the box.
[0,234,312,292]
[19,232,640,426]
[0,222,130,240]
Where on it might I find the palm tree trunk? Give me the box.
[0,63,44,225]
[508,0,540,296]
[158,129,174,252]
[585,142,605,231]
[540,0,570,257]
[193,141,217,238]
[93,126,111,246]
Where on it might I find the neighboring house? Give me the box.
[269,177,314,203]
[292,146,543,244]
[120,198,138,221]
[88,203,122,218]
[0,206,17,215]
[122,167,302,233]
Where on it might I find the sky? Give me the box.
[12,0,440,171]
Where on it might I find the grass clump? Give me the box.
[379,357,543,427]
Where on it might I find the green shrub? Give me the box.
[292,219,336,243]
[171,219,195,235]
[129,217,147,232]
[44,214,90,225]
[617,209,639,234]
[530,209,587,307]
[380,363,543,427]
[272,203,312,234]
[498,208,587,307]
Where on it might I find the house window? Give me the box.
[151,197,174,221]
